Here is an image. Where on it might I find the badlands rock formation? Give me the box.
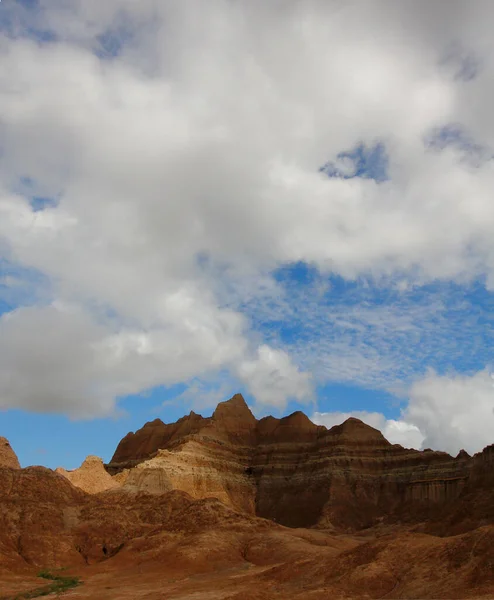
[56,455,120,494]
[2,423,494,599]
[107,394,485,531]
[0,437,20,469]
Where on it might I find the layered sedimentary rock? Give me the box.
[113,397,258,514]
[3,459,494,599]
[3,401,494,598]
[107,394,486,530]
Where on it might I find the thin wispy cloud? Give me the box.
[219,269,494,391]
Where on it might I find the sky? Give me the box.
[1,0,494,469]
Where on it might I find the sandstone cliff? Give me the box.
[106,394,484,530]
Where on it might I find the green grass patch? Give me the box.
[5,570,81,599]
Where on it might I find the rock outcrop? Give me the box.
[0,437,21,469]
[107,394,484,530]
[2,459,494,599]
[3,396,494,599]
[0,466,87,571]
[56,455,121,494]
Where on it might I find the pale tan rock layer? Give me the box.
[56,455,120,494]
[107,394,493,530]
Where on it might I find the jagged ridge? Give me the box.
[106,394,486,529]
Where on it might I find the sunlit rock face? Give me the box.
[56,455,120,494]
[106,394,485,529]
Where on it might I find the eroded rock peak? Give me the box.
[57,454,119,494]
[213,393,255,423]
[0,437,21,469]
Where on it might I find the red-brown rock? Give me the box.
[0,437,20,470]
[107,394,479,530]
[3,395,494,599]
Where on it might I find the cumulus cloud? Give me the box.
[3,2,494,284]
[404,369,494,455]
[0,291,310,416]
[313,369,494,456]
[312,410,425,449]
[0,301,245,417]
[0,304,114,417]
[237,345,313,408]
[1,1,494,420]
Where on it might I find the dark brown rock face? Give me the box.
[107,394,488,530]
[110,411,208,467]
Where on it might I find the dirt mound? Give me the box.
[0,437,20,469]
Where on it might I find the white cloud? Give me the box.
[0,298,249,417]
[383,419,426,450]
[312,410,425,449]
[404,369,494,455]
[222,273,494,394]
[1,1,494,419]
[313,369,494,456]
[237,345,313,408]
[3,2,494,286]
[0,304,116,417]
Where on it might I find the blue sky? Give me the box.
[1,1,494,467]
[2,259,492,468]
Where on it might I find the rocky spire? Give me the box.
[212,393,255,422]
[212,393,257,443]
